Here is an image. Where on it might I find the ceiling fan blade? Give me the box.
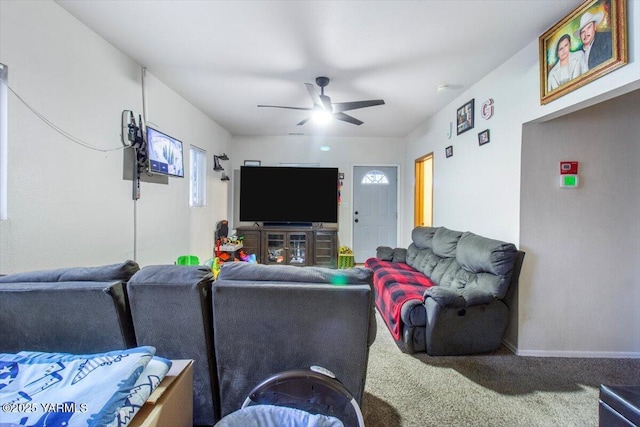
[305,83,323,107]
[257,105,312,111]
[297,117,311,126]
[333,112,363,126]
[332,99,385,113]
[319,94,332,112]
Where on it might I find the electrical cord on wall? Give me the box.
[3,81,124,152]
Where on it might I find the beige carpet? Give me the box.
[361,312,639,427]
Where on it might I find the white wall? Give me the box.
[0,1,231,272]
[520,91,640,357]
[229,135,405,247]
[405,1,640,355]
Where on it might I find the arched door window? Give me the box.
[361,170,389,184]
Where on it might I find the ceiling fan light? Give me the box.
[312,110,333,124]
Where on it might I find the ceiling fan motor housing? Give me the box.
[316,76,330,88]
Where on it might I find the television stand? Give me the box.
[236,226,338,268]
[263,222,312,228]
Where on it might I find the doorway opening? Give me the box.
[414,153,433,227]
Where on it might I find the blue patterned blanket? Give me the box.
[0,346,170,427]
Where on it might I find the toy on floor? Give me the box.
[212,257,222,279]
[238,250,257,263]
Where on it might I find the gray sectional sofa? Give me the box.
[366,226,524,355]
[0,260,140,354]
[127,264,219,425]
[0,260,376,427]
[212,262,376,418]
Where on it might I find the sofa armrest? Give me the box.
[424,287,494,308]
[375,247,407,263]
[424,287,465,308]
[376,246,394,261]
[462,288,496,306]
[392,248,407,263]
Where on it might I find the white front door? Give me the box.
[352,166,398,263]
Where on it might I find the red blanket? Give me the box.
[365,258,435,340]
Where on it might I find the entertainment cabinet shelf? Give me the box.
[236,226,338,268]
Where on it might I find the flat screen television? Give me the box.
[240,166,338,225]
[146,126,184,177]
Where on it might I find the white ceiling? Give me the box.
[55,0,582,138]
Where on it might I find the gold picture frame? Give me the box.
[539,0,627,105]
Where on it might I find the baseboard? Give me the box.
[502,339,640,358]
[516,349,640,358]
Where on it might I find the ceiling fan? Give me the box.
[258,76,385,126]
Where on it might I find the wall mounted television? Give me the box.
[240,166,338,226]
[146,126,184,178]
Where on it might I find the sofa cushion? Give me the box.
[218,262,372,285]
[452,232,518,299]
[0,260,140,283]
[432,227,463,258]
[411,226,439,249]
[456,232,518,277]
[430,257,463,287]
[408,245,428,270]
[374,247,407,263]
[376,246,394,261]
[393,248,407,263]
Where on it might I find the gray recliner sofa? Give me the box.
[212,262,376,419]
[367,226,524,355]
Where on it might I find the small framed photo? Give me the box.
[445,145,453,158]
[478,129,490,146]
[539,0,627,104]
[244,160,261,166]
[456,99,474,135]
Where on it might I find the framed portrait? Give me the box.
[539,0,627,105]
[445,145,453,158]
[244,160,261,166]
[456,99,474,135]
[478,129,490,146]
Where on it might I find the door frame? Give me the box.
[350,164,401,259]
[414,153,433,227]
